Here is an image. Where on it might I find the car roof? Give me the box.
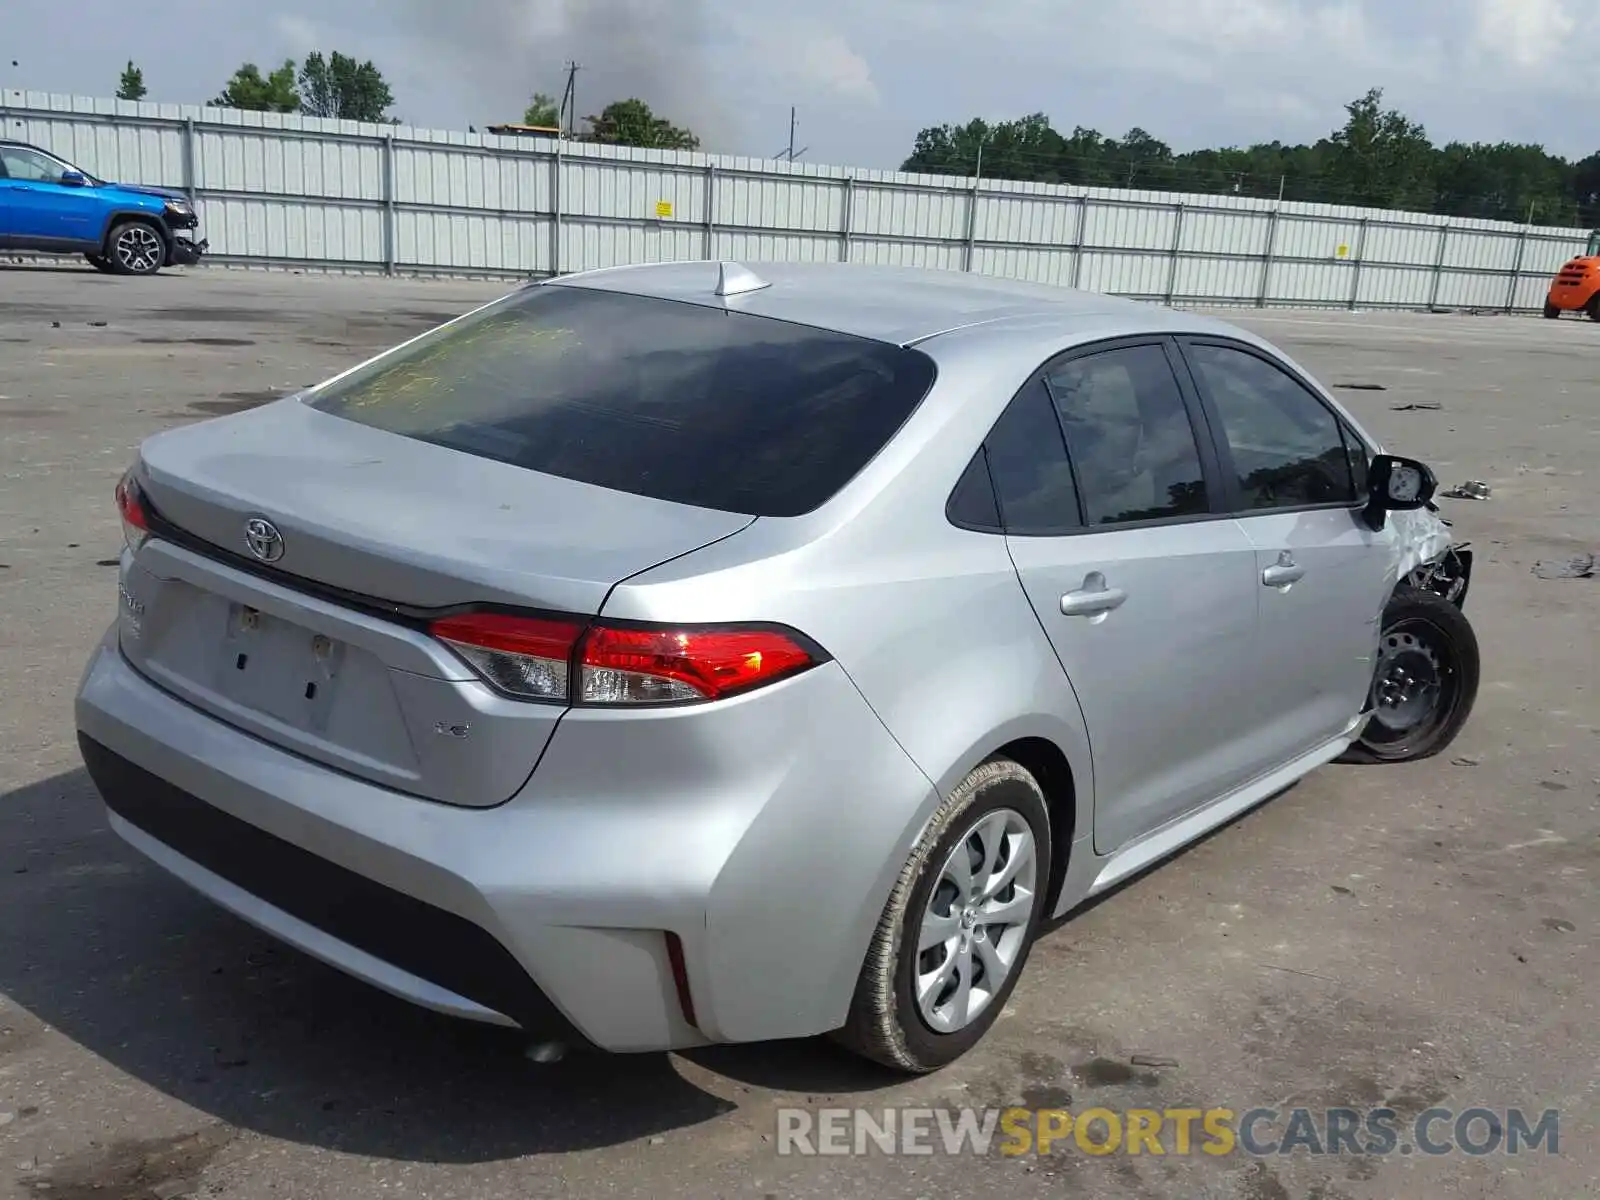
[549,260,1244,348]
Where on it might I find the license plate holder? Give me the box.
[218,603,346,730]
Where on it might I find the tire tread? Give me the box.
[832,758,1046,1073]
[1342,587,1479,764]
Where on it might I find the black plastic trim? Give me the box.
[944,447,1005,534]
[79,733,590,1044]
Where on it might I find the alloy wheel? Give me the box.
[114,226,164,274]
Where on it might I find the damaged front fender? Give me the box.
[1389,507,1473,608]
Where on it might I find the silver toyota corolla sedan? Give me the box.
[76,261,1479,1073]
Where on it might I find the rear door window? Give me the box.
[1042,344,1212,526]
[308,285,938,518]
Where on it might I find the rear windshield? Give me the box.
[307,284,938,518]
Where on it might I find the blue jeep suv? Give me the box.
[0,140,208,275]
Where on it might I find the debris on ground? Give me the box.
[1533,553,1595,580]
[1391,401,1443,411]
[1130,1054,1180,1069]
[1336,382,1388,391]
[1441,481,1492,500]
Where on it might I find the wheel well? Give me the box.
[995,736,1077,914]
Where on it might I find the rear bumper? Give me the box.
[79,733,581,1037]
[74,626,936,1052]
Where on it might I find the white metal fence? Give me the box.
[3,91,1590,311]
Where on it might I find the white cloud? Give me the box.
[273,14,322,56]
[731,18,879,103]
[1472,0,1578,71]
[10,0,1600,167]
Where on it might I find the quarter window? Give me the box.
[983,381,1081,535]
[1186,343,1357,509]
[1042,345,1211,526]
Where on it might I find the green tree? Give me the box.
[298,51,395,122]
[116,61,147,102]
[212,61,300,112]
[901,90,1600,227]
[1434,142,1577,225]
[523,92,560,128]
[1325,87,1436,211]
[585,99,699,150]
[1570,152,1600,223]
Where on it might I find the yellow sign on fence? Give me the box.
[655,199,674,219]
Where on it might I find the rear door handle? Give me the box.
[1061,572,1128,617]
[1262,553,1306,588]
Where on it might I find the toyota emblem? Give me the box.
[244,517,285,563]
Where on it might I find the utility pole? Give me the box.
[559,61,581,138]
[774,107,808,161]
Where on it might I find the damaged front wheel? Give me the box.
[1342,589,1480,764]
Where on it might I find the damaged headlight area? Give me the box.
[1389,507,1473,609]
[1408,544,1473,608]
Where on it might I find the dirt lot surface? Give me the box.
[1,265,1595,1199]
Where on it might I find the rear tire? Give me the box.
[1543,301,1561,319]
[1588,295,1600,323]
[1340,589,1479,765]
[833,758,1052,1073]
[104,220,166,276]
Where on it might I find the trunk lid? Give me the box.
[123,399,753,807]
[138,398,753,613]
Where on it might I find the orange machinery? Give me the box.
[1545,230,1600,319]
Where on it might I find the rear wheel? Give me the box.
[1341,589,1479,764]
[1543,301,1561,319]
[105,221,166,276]
[833,758,1052,1073]
[1588,295,1600,323]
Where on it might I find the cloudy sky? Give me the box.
[5,0,1597,167]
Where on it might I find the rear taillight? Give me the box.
[430,613,583,702]
[428,613,822,706]
[115,469,150,554]
[579,624,816,704]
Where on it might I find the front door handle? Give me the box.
[1061,572,1128,617]
[1262,552,1307,588]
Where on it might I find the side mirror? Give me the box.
[59,170,88,187]
[1362,454,1437,531]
